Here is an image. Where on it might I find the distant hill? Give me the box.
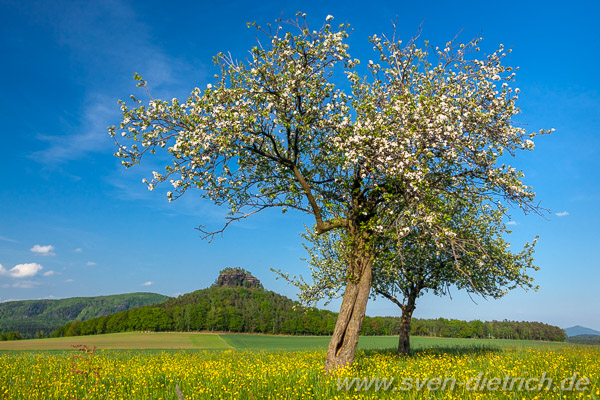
[0,292,168,338]
[564,325,600,337]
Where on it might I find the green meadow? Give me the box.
[0,331,571,352]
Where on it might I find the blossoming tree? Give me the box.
[110,13,550,370]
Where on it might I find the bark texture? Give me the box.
[398,296,416,355]
[324,260,372,372]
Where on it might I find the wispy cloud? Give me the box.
[74,248,83,253]
[12,281,40,289]
[65,279,74,283]
[43,270,56,277]
[106,165,224,220]
[555,211,569,217]
[29,1,203,166]
[0,263,44,278]
[30,244,55,256]
[507,221,518,226]
[0,235,17,243]
[86,261,96,266]
[141,281,153,287]
[31,98,117,164]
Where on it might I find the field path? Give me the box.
[189,332,232,349]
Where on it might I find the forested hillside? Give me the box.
[0,292,168,338]
[53,286,337,336]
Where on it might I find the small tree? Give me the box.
[110,13,549,370]
[298,196,538,355]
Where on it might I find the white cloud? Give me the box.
[555,211,569,217]
[30,244,56,256]
[43,270,56,277]
[141,281,153,287]
[65,279,74,283]
[0,263,44,278]
[506,221,518,226]
[86,261,96,266]
[74,248,83,253]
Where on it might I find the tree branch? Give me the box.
[375,288,405,311]
[292,165,347,233]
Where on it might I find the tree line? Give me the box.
[566,335,600,345]
[0,332,23,341]
[50,286,565,342]
[363,317,566,341]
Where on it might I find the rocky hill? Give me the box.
[216,267,262,288]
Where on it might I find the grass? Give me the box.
[220,333,332,350]
[222,334,570,351]
[0,331,572,353]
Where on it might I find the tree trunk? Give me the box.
[398,292,417,355]
[324,252,373,372]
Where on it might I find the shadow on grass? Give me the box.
[361,344,504,358]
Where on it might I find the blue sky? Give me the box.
[0,0,598,330]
